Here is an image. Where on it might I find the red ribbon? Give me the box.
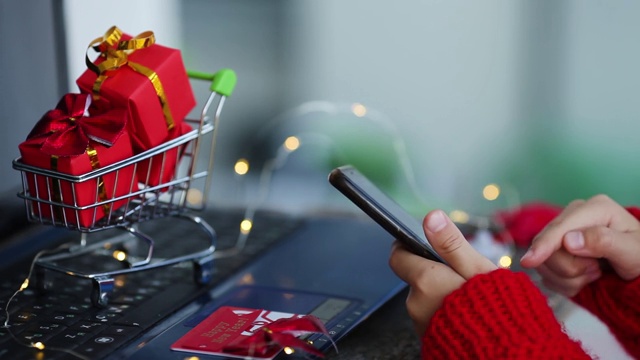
[223,315,335,358]
[26,93,126,156]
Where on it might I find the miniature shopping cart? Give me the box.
[12,69,237,307]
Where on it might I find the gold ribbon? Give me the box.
[50,147,111,222]
[85,145,111,215]
[85,26,175,130]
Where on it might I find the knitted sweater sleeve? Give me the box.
[571,272,640,357]
[421,269,591,359]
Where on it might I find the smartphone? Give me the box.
[329,165,445,264]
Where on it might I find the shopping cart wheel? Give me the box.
[32,266,46,293]
[193,254,214,285]
[91,276,115,307]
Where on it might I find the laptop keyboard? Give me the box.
[0,208,302,360]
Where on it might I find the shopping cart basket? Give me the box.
[12,69,237,307]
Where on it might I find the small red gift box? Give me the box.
[18,94,137,228]
[76,26,196,153]
[137,121,193,188]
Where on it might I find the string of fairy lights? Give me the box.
[2,101,518,358]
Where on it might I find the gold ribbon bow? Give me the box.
[85,26,175,130]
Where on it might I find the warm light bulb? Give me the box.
[20,279,29,291]
[33,342,45,350]
[483,184,500,201]
[187,189,204,206]
[240,273,255,284]
[240,219,253,234]
[113,250,127,262]
[283,136,300,152]
[283,347,295,355]
[499,255,512,268]
[351,103,367,117]
[449,210,470,224]
[234,159,250,175]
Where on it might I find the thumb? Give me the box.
[564,227,640,280]
[423,210,497,280]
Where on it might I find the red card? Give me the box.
[171,306,304,359]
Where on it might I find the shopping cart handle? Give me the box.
[187,69,237,97]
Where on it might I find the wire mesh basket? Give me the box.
[12,69,237,306]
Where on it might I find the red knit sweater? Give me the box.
[422,269,640,359]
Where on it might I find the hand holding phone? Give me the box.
[329,165,445,264]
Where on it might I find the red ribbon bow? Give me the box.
[223,315,336,358]
[26,93,126,156]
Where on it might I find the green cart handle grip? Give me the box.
[187,68,237,97]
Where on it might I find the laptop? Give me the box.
[0,185,409,359]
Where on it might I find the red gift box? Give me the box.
[76,26,196,153]
[18,94,138,228]
[137,121,193,188]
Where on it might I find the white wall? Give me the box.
[281,0,522,209]
[563,2,640,155]
[278,0,640,208]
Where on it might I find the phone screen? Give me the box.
[329,166,445,263]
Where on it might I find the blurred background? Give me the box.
[2,0,640,217]
[1,1,636,357]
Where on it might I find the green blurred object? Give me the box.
[318,118,448,217]
[266,103,450,217]
[498,129,640,207]
[324,123,401,191]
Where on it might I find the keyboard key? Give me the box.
[52,303,91,314]
[100,324,142,337]
[87,312,121,325]
[109,294,147,305]
[41,312,81,326]
[22,303,55,315]
[24,322,65,337]
[46,328,93,349]
[12,311,40,323]
[14,330,54,344]
[76,334,127,358]
[69,320,107,334]
[114,283,198,328]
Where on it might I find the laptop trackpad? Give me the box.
[186,285,360,329]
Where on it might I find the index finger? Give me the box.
[423,210,496,280]
[521,195,640,268]
[519,199,585,268]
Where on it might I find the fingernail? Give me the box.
[520,249,534,263]
[565,231,585,250]
[426,210,447,232]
